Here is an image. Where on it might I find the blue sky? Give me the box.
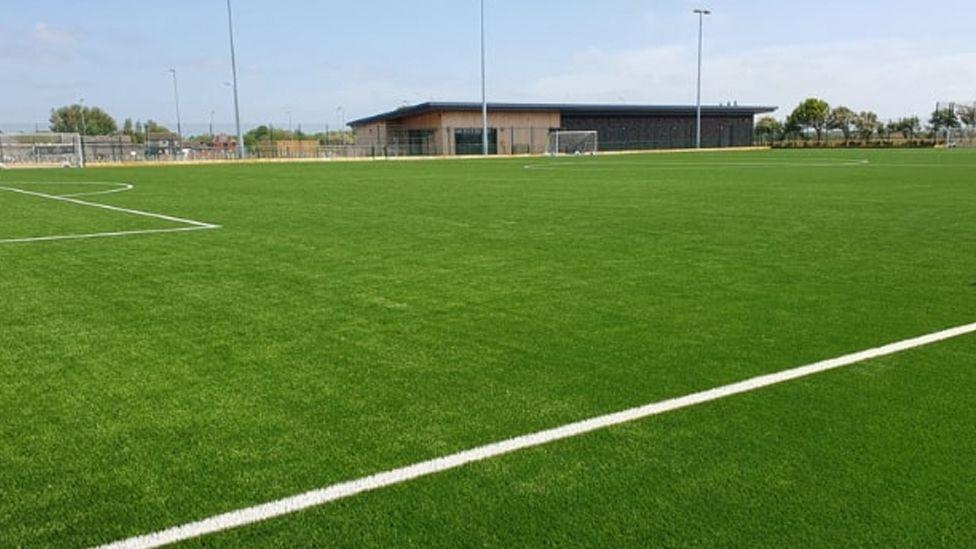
[2,0,974,133]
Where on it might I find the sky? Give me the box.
[2,0,975,134]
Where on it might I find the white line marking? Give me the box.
[61,183,134,198]
[0,183,219,245]
[523,159,871,170]
[0,181,135,198]
[97,321,976,549]
[0,226,215,244]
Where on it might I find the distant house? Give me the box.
[211,134,238,152]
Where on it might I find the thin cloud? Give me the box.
[521,39,976,119]
[32,22,82,46]
[0,22,84,65]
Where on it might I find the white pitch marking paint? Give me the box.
[0,181,135,198]
[61,183,134,198]
[0,183,218,244]
[97,321,976,549]
[523,159,871,171]
[0,226,215,245]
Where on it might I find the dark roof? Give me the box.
[348,102,777,126]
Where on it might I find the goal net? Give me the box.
[935,102,976,148]
[547,131,598,156]
[0,132,84,168]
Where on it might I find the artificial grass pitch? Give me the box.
[1,149,974,547]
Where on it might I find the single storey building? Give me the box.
[348,102,776,156]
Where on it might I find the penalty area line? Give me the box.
[96,321,976,549]
[0,184,219,245]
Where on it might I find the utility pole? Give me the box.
[694,9,711,149]
[169,69,183,147]
[480,0,489,155]
[79,98,87,166]
[226,0,245,159]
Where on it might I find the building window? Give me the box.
[454,128,497,155]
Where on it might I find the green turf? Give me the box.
[201,336,976,548]
[0,183,182,241]
[1,149,974,547]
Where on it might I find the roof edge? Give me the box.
[349,102,777,127]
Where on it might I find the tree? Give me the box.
[955,105,976,129]
[132,120,145,144]
[755,116,783,143]
[893,117,921,140]
[144,120,172,134]
[828,106,856,142]
[243,125,304,148]
[929,108,960,133]
[787,98,830,142]
[49,104,118,135]
[853,111,880,143]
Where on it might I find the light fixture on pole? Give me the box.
[480,0,489,156]
[226,0,245,159]
[168,68,183,147]
[693,8,711,149]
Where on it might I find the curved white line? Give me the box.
[0,181,134,198]
[63,183,134,198]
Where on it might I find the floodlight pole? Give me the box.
[79,98,87,167]
[480,0,489,156]
[694,9,710,149]
[226,0,245,159]
[169,69,183,147]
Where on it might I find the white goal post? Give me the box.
[0,132,84,168]
[547,130,598,156]
[935,101,976,148]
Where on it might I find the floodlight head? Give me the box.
[694,9,711,15]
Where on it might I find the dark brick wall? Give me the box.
[561,115,756,150]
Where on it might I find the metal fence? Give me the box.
[8,124,961,168]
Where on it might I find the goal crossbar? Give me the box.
[0,133,84,168]
[547,131,598,156]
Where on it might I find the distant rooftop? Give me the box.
[349,102,777,127]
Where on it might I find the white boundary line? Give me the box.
[0,181,135,198]
[97,321,976,549]
[523,159,871,170]
[0,183,219,244]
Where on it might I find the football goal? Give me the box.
[0,132,84,168]
[547,131,598,156]
[935,102,976,148]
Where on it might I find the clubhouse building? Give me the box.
[349,102,776,156]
